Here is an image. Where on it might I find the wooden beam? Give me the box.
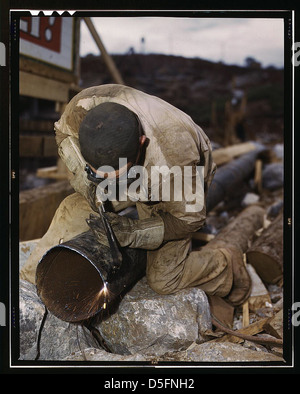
[20,71,70,102]
[207,204,265,253]
[19,56,78,84]
[212,142,257,166]
[19,135,43,157]
[36,166,69,180]
[246,211,283,285]
[83,17,124,85]
[212,317,271,344]
[19,180,73,241]
[20,119,55,133]
[247,264,272,312]
[19,135,58,157]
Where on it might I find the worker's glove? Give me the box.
[86,214,110,247]
[87,212,164,250]
[86,182,99,212]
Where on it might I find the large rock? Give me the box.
[96,277,211,356]
[159,341,283,362]
[19,276,211,360]
[19,279,98,360]
[64,348,147,362]
[262,162,283,190]
[63,341,283,363]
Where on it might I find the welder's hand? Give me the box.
[86,214,110,247]
[86,183,99,213]
[102,212,164,250]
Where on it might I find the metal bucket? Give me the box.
[36,230,147,323]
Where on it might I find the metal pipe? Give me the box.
[36,230,146,322]
[207,145,265,212]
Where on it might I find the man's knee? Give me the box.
[146,269,179,295]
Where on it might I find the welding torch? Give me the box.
[84,162,123,273]
[95,197,123,274]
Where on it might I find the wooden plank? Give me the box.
[20,118,55,133]
[19,135,58,157]
[212,317,271,344]
[20,71,70,102]
[19,135,43,157]
[207,205,265,253]
[83,17,124,85]
[212,142,256,166]
[192,232,215,243]
[247,264,272,312]
[263,310,283,339]
[254,159,263,194]
[36,166,68,180]
[246,211,283,285]
[242,301,249,327]
[20,56,78,84]
[19,180,73,241]
[43,135,58,157]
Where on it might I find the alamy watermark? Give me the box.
[291,302,300,327]
[0,42,6,66]
[0,302,5,326]
[292,42,300,66]
[94,158,205,213]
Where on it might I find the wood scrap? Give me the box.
[246,264,272,312]
[36,166,69,180]
[242,301,249,327]
[246,211,283,285]
[212,142,257,166]
[208,204,265,253]
[83,17,124,85]
[263,310,283,339]
[192,232,215,243]
[211,316,283,347]
[19,180,73,241]
[208,295,235,329]
[254,159,263,194]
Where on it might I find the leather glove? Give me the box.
[86,182,99,213]
[87,212,164,250]
[86,214,110,247]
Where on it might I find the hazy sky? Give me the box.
[80,16,284,68]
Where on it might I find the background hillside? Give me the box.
[80,53,284,145]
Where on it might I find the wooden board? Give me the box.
[20,71,70,102]
[246,212,283,285]
[19,180,73,241]
[212,142,256,166]
[19,135,57,157]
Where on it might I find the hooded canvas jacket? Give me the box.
[54,84,216,234]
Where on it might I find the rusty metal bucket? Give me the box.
[36,230,146,323]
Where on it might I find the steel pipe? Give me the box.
[207,145,265,212]
[36,230,146,322]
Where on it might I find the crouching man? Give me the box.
[20,84,251,307]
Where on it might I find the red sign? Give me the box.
[20,17,62,53]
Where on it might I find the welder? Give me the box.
[20,84,251,306]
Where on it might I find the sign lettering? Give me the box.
[20,16,62,53]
